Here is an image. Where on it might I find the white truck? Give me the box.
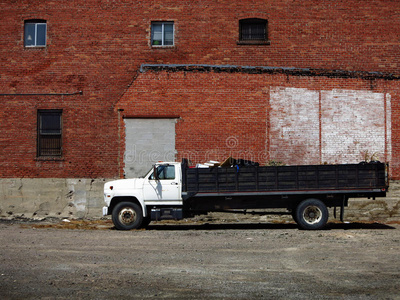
[103,159,388,230]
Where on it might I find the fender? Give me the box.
[104,178,148,217]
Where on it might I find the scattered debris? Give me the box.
[20,219,115,230]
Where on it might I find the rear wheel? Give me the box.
[295,199,328,230]
[112,202,143,230]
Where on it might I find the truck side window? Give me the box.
[164,165,175,179]
[151,165,175,180]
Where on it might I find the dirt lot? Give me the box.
[0,218,399,299]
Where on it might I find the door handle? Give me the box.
[171,182,178,185]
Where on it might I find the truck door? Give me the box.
[143,164,181,202]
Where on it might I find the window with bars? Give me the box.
[151,21,174,46]
[37,110,62,157]
[239,18,269,44]
[24,20,47,47]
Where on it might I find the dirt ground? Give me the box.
[0,217,399,299]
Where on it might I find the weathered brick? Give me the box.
[0,0,399,179]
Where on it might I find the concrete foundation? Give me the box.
[345,180,400,222]
[0,178,111,220]
[0,178,399,222]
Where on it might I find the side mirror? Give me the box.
[153,165,159,180]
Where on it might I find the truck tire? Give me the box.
[112,202,143,230]
[295,199,328,230]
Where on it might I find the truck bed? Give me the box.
[182,161,388,195]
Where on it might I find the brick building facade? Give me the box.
[1,0,399,219]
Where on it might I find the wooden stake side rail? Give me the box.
[182,161,388,194]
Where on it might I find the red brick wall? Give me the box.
[117,69,400,178]
[0,95,119,178]
[0,0,399,178]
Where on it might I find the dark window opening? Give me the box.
[239,18,269,44]
[37,110,62,157]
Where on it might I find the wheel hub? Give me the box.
[303,206,322,225]
[119,208,137,225]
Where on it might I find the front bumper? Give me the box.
[102,206,109,216]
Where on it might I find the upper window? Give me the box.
[151,22,174,46]
[239,18,269,45]
[37,110,62,157]
[24,20,47,47]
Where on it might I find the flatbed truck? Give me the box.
[103,159,388,230]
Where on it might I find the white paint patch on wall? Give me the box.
[269,87,391,165]
[321,89,386,163]
[269,87,320,164]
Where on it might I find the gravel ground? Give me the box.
[0,218,399,299]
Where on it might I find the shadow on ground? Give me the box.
[146,222,396,231]
[1,218,396,231]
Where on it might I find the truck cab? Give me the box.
[103,162,183,230]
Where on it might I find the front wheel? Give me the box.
[295,199,328,230]
[112,202,143,230]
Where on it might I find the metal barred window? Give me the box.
[239,18,268,42]
[37,110,62,157]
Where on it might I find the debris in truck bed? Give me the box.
[196,157,260,168]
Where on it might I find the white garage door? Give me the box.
[124,118,176,178]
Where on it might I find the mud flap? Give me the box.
[333,196,346,222]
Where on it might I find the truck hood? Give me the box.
[104,178,145,192]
